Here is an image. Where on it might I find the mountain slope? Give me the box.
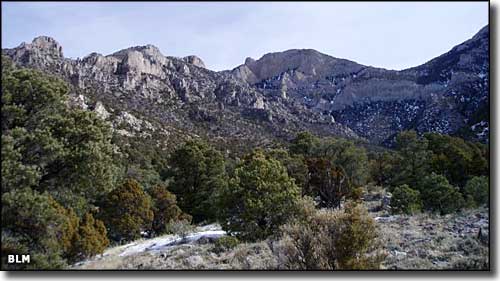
[2,25,488,146]
[230,25,488,144]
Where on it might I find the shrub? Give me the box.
[391,185,422,215]
[99,179,154,242]
[163,220,195,238]
[213,236,240,253]
[280,202,384,270]
[348,186,365,202]
[369,151,398,187]
[419,173,465,215]
[464,176,489,207]
[219,150,301,241]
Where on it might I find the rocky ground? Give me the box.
[377,209,489,270]
[364,188,489,270]
[72,189,489,270]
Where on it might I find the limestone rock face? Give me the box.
[230,26,489,144]
[183,55,206,68]
[2,25,489,145]
[30,36,64,58]
[93,101,111,120]
[3,36,64,70]
[3,35,356,147]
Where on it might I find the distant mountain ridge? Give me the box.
[2,25,489,147]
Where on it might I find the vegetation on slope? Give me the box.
[1,59,489,270]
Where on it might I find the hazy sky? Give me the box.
[2,2,488,71]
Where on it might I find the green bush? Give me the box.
[419,173,465,215]
[265,148,309,192]
[289,132,369,203]
[163,220,195,238]
[99,179,154,242]
[391,185,422,215]
[312,138,369,188]
[213,236,240,253]
[369,151,398,187]
[219,150,301,241]
[168,140,227,223]
[289,131,319,156]
[464,176,489,207]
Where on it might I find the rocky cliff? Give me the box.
[231,25,489,144]
[2,25,489,147]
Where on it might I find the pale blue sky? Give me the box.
[2,2,488,71]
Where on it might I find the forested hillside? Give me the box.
[1,56,489,269]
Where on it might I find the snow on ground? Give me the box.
[119,228,226,256]
[72,224,226,268]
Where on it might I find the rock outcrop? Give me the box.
[2,25,489,146]
[230,26,489,144]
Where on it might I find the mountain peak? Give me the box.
[232,48,360,84]
[182,55,206,68]
[111,44,164,60]
[17,35,64,58]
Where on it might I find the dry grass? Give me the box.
[373,207,489,270]
[72,189,489,270]
[72,241,279,270]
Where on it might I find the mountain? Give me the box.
[2,25,489,148]
[230,25,489,144]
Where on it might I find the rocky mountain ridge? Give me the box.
[230,25,489,144]
[2,25,489,147]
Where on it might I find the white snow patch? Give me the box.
[117,224,226,257]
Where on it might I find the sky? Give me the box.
[1,2,489,71]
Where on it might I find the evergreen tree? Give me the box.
[369,150,398,187]
[1,64,121,215]
[464,176,489,207]
[148,184,191,235]
[265,148,308,192]
[391,131,431,188]
[306,158,352,209]
[168,140,227,223]
[99,179,154,242]
[289,131,319,156]
[69,213,110,261]
[313,138,369,187]
[1,188,70,269]
[425,133,488,187]
[220,150,301,241]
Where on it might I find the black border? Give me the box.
[0,0,494,274]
